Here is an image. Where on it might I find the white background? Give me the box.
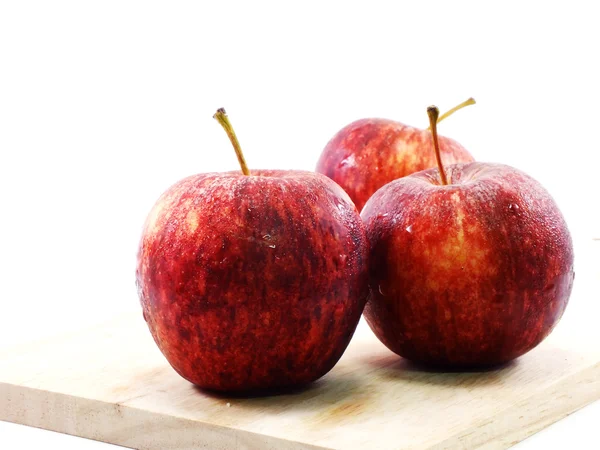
[0,1,598,448]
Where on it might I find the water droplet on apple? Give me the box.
[378,284,386,296]
[338,154,356,168]
[405,224,413,233]
[268,244,276,249]
[263,234,272,240]
[135,278,143,298]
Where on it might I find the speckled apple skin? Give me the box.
[136,170,369,392]
[361,162,574,367]
[316,119,475,211]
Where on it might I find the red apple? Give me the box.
[316,98,476,211]
[136,109,369,392]
[360,106,574,367]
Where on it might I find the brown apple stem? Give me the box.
[213,108,250,176]
[427,106,448,186]
[427,97,476,130]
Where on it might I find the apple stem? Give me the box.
[427,106,448,186]
[427,97,476,130]
[213,108,250,176]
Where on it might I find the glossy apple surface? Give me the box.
[136,170,369,392]
[361,162,574,367]
[316,118,474,211]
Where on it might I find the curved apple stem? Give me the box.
[427,106,448,186]
[213,108,250,176]
[427,97,476,130]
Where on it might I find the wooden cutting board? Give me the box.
[1,244,599,450]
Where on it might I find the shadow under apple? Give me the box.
[360,351,519,388]
[194,370,372,414]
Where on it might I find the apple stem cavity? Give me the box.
[213,108,250,176]
[427,106,448,186]
[427,97,476,130]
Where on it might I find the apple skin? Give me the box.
[136,170,369,392]
[361,162,574,367]
[316,119,475,211]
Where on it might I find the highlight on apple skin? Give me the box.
[316,99,476,211]
[361,162,574,367]
[135,109,370,392]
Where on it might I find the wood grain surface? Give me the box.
[1,243,599,450]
